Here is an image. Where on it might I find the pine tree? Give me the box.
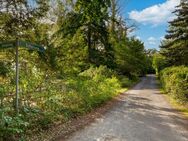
[160,0,188,66]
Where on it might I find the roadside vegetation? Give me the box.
[0,0,153,140]
[153,1,188,108]
[160,66,188,104]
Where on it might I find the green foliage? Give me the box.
[0,0,151,140]
[0,62,10,77]
[152,53,168,75]
[0,108,29,140]
[64,66,121,113]
[0,65,122,140]
[157,1,188,105]
[115,37,150,77]
[160,0,188,66]
[118,76,137,88]
[55,0,114,68]
[145,49,157,74]
[0,0,49,40]
[53,29,88,75]
[160,66,188,104]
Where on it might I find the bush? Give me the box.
[64,66,121,113]
[0,108,29,140]
[0,66,122,140]
[152,53,168,76]
[118,76,137,88]
[160,66,188,103]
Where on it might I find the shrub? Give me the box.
[160,66,188,103]
[0,108,29,140]
[64,66,121,113]
[152,53,168,76]
[0,66,122,140]
[118,76,135,88]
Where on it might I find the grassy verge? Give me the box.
[158,66,188,118]
[161,90,188,118]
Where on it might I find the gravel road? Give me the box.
[66,75,188,141]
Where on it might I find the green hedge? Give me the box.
[160,66,188,103]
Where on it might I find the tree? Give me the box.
[0,0,49,40]
[54,0,116,68]
[160,0,188,66]
[115,37,149,77]
[152,53,168,75]
[75,0,113,67]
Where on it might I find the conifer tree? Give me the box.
[160,0,188,66]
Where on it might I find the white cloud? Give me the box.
[135,36,141,40]
[147,37,157,45]
[148,37,156,41]
[129,0,180,26]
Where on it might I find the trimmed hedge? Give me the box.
[160,66,188,104]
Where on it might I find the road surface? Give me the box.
[66,75,188,141]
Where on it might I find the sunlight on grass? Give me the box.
[161,90,188,118]
[167,97,188,117]
[118,88,128,93]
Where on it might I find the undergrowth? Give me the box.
[0,66,136,140]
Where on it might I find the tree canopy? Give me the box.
[160,0,188,66]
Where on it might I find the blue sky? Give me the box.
[120,0,180,50]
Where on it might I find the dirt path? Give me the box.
[62,75,188,141]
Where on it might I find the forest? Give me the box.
[0,0,187,140]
